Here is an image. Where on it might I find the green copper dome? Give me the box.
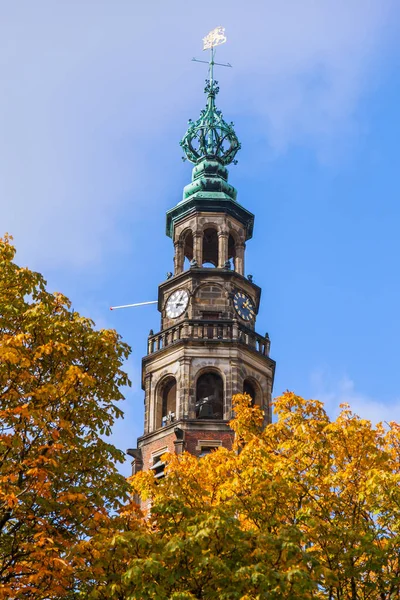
[182,157,237,201]
[180,79,241,166]
[166,46,253,241]
[166,154,254,241]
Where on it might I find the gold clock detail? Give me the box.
[233,291,256,321]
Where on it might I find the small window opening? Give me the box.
[196,372,224,419]
[198,440,222,457]
[161,378,177,426]
[243,379,257,407]
[156,377,177,429]
[199,447,216,458]
[150,452,166,479]
[202,228,218,267]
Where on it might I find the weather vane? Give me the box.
[192,26,232,82]
[181,26,241,166]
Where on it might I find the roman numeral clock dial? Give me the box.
[166,289,190,319]
[233,291,256,322]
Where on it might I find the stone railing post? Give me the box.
[218,231,229,267]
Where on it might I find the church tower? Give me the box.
[128,41,275,477]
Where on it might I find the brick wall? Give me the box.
[139,427,234,471]
[184,429,234,455]
[141,430,178,471]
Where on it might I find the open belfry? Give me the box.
[128,29,275,478]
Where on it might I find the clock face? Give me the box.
[233,291,256,321]
[166,289,189,319]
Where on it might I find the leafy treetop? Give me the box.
[0,234,131,599]
[82,392,400,600]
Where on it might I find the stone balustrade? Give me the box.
[147,320,270,357]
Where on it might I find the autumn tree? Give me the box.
[3,235,399,600]
[0,235,131,599]
[83,393,400,600]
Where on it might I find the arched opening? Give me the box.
[243,378,258,407]
[156,377,177,429]
[196,372,224,419]
[183,231,193,271]
[228,234,236,270]
[202,228,218,267]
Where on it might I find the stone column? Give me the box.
[235,243,245,275]
[227,358,240,419]
[144,373,152,434]
[174,240,184,275]
[178,356,192,419]
[193,231,203,266]
[218,232,229,267]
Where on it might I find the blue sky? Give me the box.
[2,1,400,475]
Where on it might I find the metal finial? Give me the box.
[180,28,241,166]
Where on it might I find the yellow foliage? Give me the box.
[2,233,400,599]
[0,235,131,599]
[82,392,400,599]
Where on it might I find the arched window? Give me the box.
[156,377,177,429]
[202,228,218,267]
[243,379,257,407]
[196,372,224,419]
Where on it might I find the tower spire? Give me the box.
[181,27,241,166]
[129,31,275,487]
